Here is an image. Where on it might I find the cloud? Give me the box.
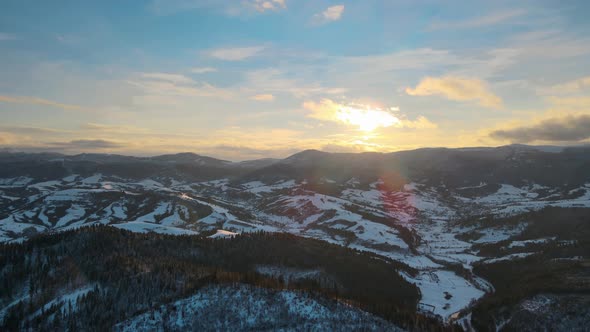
[303,99,436,131]
[406,76,502,108]
[312,5,345,25]
[0,126,64,135]
[208,46,266,61]
[48,139,123,149]
[429,9,526,30]
[81,123,149,134]
[149,0,286,16]
[244,68,346,97]
[490,114,590,143]
[190,67,217,74]
[250,94,275,101]
[249,0,286,12]
[0,132,15,144]
[401,116,438,129]
[140,72,195,84]
[128,73,233,99]
[544,76,590,95]
[0,33,17,41]
[0,95,88,111]
[547,96,590,109]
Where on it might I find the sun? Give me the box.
[336,105,401,131]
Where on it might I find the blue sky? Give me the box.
[1,0,590,160]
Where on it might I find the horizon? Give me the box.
[1,1,590,160]
[1,142,585,162]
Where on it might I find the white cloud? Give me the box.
[249,0,286,12]
[0,95,89,111]
[149,0,286,16]
[208,46,266,61]
[129,73,233,99]
[430,9,526,30]
[190,67,217,74]
[406,76,502,108]
[250,94,275,101]
[312,5,345,25]
[140,72,195,84]
[244,68,346,97]
[543,76,590,95]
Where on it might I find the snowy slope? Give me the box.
[1,170,590,322]
[114,284,404,332]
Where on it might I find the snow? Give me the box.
[30,285,95,319]
[0,215,46,235]
[136,179,166,190]
[159,205,188,226]
[109,203,127,219]
[112,221,198,236]
[55,204,86,227]
[29,180,61,191]
[3,170,590,324]
[80,174,102,184]
[456,182,487,190]
[208,229,238,238]
[0,194,20,201]
[197,178,230,191]
[256,265,322,283]
[115,284,402,332]
[242,181,265,189]
[472,224,528,244]
[44,188,106,201]
[459,183,590,217]
[132,202,170,223]
[0,176,33,186]
[320,177,336,184]
[0,286,31,321]
[38,209,51,226]
[62,174,79,182]
[242,180,297,194]
[508,237,556,248]
[406,270,485,321]
[482,252,538,264]
[520,294,553,312]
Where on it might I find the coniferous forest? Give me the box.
[0,226,457,331]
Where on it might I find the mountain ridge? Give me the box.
[3,143,590,164]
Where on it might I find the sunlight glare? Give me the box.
[336,105,401,131]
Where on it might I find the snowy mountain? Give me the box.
[1,145,589,330]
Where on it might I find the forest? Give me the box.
[0,226,456,331]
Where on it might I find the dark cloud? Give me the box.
[48,139,122,149]
[490,114,590,143]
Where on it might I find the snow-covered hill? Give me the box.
[115,284,403,332]
[1,145,589,323]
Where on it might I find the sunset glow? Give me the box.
[336,105,400,132]
[0,1,589,160]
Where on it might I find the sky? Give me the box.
[1,0,590,160]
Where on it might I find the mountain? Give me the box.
[0,145,589,331]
